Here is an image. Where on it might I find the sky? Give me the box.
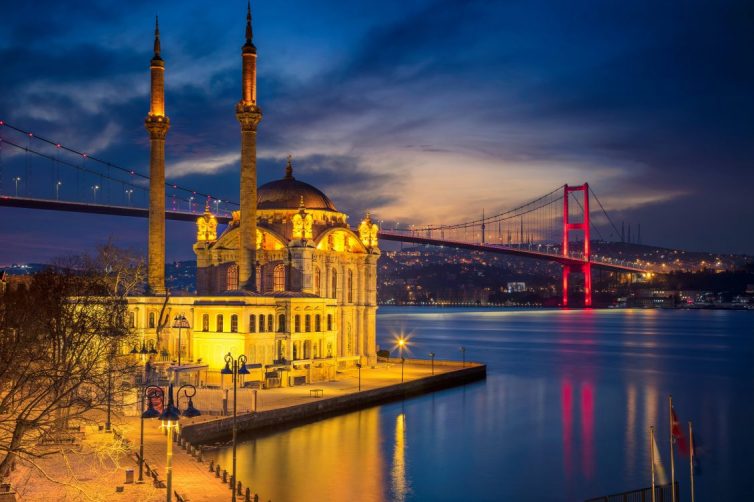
[0,0,752,264]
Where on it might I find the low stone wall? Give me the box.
[182,363,486,444]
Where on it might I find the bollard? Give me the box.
[209,460,214,472]
[222,470,228,484]
[254,495,259,502]
[198,449,203,463]
[245,487,251,502]
[215,465,221,478]
[237,481,243,496]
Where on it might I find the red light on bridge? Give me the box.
[56,143,61,148]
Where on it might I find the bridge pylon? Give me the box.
[562,183,591,307]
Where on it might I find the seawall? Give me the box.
[181,362,486,444]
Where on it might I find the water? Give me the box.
[209,308,754,501]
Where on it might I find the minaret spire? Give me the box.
[245,1,255,50]
[236,2,263,291]
[145,16,170,295]
[153,16,161,58]
[285,154,294,179]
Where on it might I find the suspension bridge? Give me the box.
[0,119,650,306]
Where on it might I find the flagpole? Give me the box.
[650,425,656,502]
[689,421,695,502]
[669,395,676,502]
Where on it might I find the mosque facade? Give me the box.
[127,6,380,386]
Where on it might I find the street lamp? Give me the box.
[172,314,191,371]
[221,352,249,501]
[91,184,99,202]
[125,189,133,206]
[56,181,62,200]
[13,177,21,196]
[429,352,436,375]
[215,199,222,214]
[141,383,184,502]
[138,385,163,483]
[188,196,194,212]
[397,337,407,383]
[460,346,466,368]
[356,362,362,391]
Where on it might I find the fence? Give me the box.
[585,481,679,502]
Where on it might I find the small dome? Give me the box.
[257,158,337,211]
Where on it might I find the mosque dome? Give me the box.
[257,158,337,211]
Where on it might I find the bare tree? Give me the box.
[0,245,144,482]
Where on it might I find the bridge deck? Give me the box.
[0,196,646,273]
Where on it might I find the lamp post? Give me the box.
[138,385,163,483]
[13,177,21,196]
[221,352,249,501]
[397,337,406,383]
[172,314,191,372]
[460,346,466,368]
[125,189,133,206]
[141,383,199,502]
[91,184,99,202]
[356,362,362,391]
[56,181,62,200]
[429,352,436,375]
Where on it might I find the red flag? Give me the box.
[671,406,689,455]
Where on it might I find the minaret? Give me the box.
[236,2,263,290]
[145,17,169,294]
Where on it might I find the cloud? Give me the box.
[166,152,240,178]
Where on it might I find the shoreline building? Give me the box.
[128,6,380,386]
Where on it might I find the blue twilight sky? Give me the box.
[0,0,752,264]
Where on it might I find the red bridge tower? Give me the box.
[562,184,591,307]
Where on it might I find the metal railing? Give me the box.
[585,481,679,502]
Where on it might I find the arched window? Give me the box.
[148,312,156,329]
[331,269,338,299]
[259,315,266,333]
[314,267,321,296]
[347,269,354,303]
[230,314,238,333]
[216,314,224,332]
[202,314,209,332]
[278,314,286,332]
[315,314,321,332]
[227,265,239,291]
[305,314,311,332]
[129,311,136,328]
[268,314,274,332]
[327,314,333,331]
[249,314,256,333]
[273,264,286,292]
[294,315,301,332]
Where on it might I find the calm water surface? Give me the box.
[210,308,754,501]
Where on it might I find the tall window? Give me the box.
[129,311,136,328]
[148,312,155,329]
[327,314,332,331]
[202,314,209,332]
[347,269,354,303]
[268,314,274,332]
[305,314,311,332]
[216,314,224,332]
[249,314,256,333]
[230,314,238,333]
[315,314,321,332]
[226,265,239,291]
[294,315,301,332]
[273,264,286,292]
[259,315,266,333]
[331,269,338,299]
[278,314,286,332]
[255,264,262,292]
[314,267,321,296]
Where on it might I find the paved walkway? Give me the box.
[7,361,470,501]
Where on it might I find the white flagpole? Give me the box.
[689,421,695,502]
[669,395,676,502]
[650,425,656,502]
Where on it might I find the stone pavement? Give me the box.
[6,361,469,501]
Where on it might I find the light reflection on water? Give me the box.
[209,308,754,501]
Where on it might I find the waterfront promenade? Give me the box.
[5,360,483,501]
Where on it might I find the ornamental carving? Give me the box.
[235,103,263,131]
[144,114,170,139]
[359,213,379,248]
[196,205,217,242]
